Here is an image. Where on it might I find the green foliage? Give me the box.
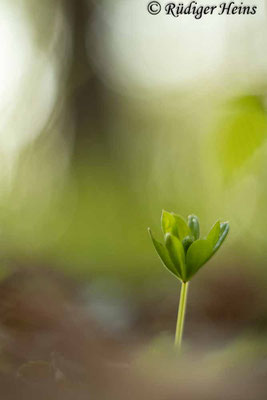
[186,239,213,280]
[148,228,179,278]
[182,235,194,253]
[165,233,186,280]
[216,95,267,180]
[148,211,229,282]
[188,215,200,240]
[161,210,178,237]
[213,222,230,254]
[206,220,221,248]
[161,210,190,240]
[172,214,190,240]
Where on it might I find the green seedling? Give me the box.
[148,211,229,349]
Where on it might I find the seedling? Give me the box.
[148,211,229,349]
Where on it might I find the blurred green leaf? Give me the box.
[216,95,267,179]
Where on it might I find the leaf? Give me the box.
[165,233,186,280]
[186,239,213,280]
[216,95,267,180]
[172,213,190,240]
[188,215,200,240]
[148,228,181,279]
[207,220,221,249]
[161,210,178,237]
[182,235,194,253]
[213,222,229,253]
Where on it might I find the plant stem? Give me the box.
[175,281,189,349]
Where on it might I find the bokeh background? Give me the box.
[0,0,267,398]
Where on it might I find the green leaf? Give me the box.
[182,235,194,253]
[215,95,267,180]
[161,210,178,237]
[207,220,221,249]
[165,233,186,280]
[148,228,181,279]
[213,222,229,253]
[188,215,200,240]
[172,213,190,240]
[186,239,213,280]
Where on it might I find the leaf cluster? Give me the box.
[148,211,229,282]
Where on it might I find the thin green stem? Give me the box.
[175,281,189,349]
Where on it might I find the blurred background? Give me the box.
[0,0,267,398]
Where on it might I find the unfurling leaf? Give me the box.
[188,215,200,240]
[182,235,194,253]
